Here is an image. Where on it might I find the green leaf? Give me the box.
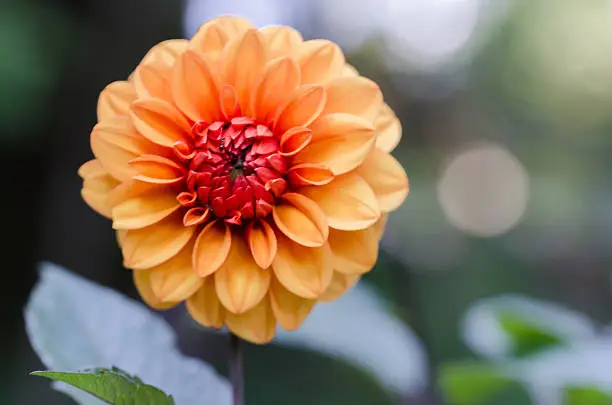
[438,363,515,405]
[564,386,612,405]
[497,310,564,357]
[31,367,174,405]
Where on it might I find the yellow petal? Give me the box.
[272,234,333,299]
[133,59,173,101]
[225,297,276,344]
[252,57,300,124]
[272,193,328,247]
[246,219,277,269]
[193,220,232,277]
[91,117,162,182]
[319,271,360,302]
[260,26,303,59]
[273,85,326,135]
[122,212,195,269]
[147,240,203,302]
[112,188,180,230]
[375,103,402,153]
[328,227,379,275]
[79,161,119,219]
[270,278,314,331]
[300,172,381,231]
[321,76,383,123]
[140,39,188,67]
[172,50,221,123]
[133,269,179,310]
[357,148,409,212]
[131,98,192,147]
[189,22,229,60]
[297,40,345,84]
[295,113,376,175]
[186,277,225,329]
[129,154,186,185]
[97,81,136,121]
[221,29,267,114]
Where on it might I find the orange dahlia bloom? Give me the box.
[78,16,408,344]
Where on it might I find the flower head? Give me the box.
[79,16,408,343]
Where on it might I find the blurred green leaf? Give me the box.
[497,310,564,357]
[564,386,612,405]
[31,367,174,405]
[438,363,514,405]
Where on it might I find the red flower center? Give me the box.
[176,117,289,225]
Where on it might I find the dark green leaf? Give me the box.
[438,363,515,405]
[497,310,565,357]
[31,367,174,405]
[564,386,612,405]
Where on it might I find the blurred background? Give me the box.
[3,0,612,404]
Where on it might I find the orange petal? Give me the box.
[221,29,267,114]
[270,277,314,331]
[140,39,188,67]
[375,103,402,153]
[373,214,388,240]
[131,98,192,147]
[79,161,119,219]
[122,212,195,269]
[133,59,173,101]
[297,40,345,84]
[147,240,203,302]
[328,227,379,275]
[78,159,106,179]
[183,207,211,226]
[91,117,161,181]
[129,154,185,185]
[357,148,409,212]
[225,297,276,344]
[172,50,221,123]
[206,16,255,40]
[133,269,179,310]
[220,84,240,119]
[246,219,277,269]
[295,113,375,175]
[299,173,381,231]
[321,76,383,123]
[107,179,159,208]
[319,271,360,302]
[342,64,359,77]
[287,163,334,187]
[186,277,225,329]
[272,234,333,299]
[97,81,136,121]
[273,193,328,247]
[273,85,326,134]
[193,220,232,277]
[112,188,180,230]
[215,235,271,314]
[252,57,300,124]
[189,22,229,60]
[260,26,303,59]
[279,127,312,156]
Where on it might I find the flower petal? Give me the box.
[186,276,225,329]
[97,81,136,121]
[215,235,271,314]
[133,269,179,310]
[297,40,345,84]
[129,154,185,185]
[252,57,300,124]
[273,193,328,247]
[78,159,106,179]
[321,76,383,123]
[272,234,333,299]
[273,84,326,134]
[106,179,158,208]
[342,64,359,77]
[207,16,255,40]
[79,160,119,218]
[133,59,173,101]
[147,240,203,302]
[287,163,334,187]
[172,50,221,123]
[260,26,303,59]
[246,219,277,269]
[221,29,267,114]
[193,220,232,277]
[112,188,180,230]
[300,173,381,231]
[270,277,314,331]
[131,98,192,147]
[375,103,402,153]
[319,271,360,302]
[189,22,229,59]
[219,84,240,119]
[122,212,195,269]
[328,227,379,275]
[140,39,188,67]
[183,207,211,226]
[91,117,162,181]
[279,127,312,156]
[225,297,276,344]
[357,148,409,212]
[295,113,376,175]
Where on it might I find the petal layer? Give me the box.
[246,220,277,269]
[225,297,276,344]
[297,40,344,84]
[328,227,379,275]
[272,193,328,247]
[270,278,314,331]
[260,26,302,59]
[375,103,402,153]
[97,81,136,121]
[193,220,232,277]
[133,270,179,310]
[112,188,179,230]
[319,272,360,302]
[357,148,409,212]
[131,98,192,147]
[186,276,225,329]
[321,76,383,123]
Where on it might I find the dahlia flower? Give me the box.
[79,16,408,344]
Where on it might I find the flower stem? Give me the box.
[229,333,244,405]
